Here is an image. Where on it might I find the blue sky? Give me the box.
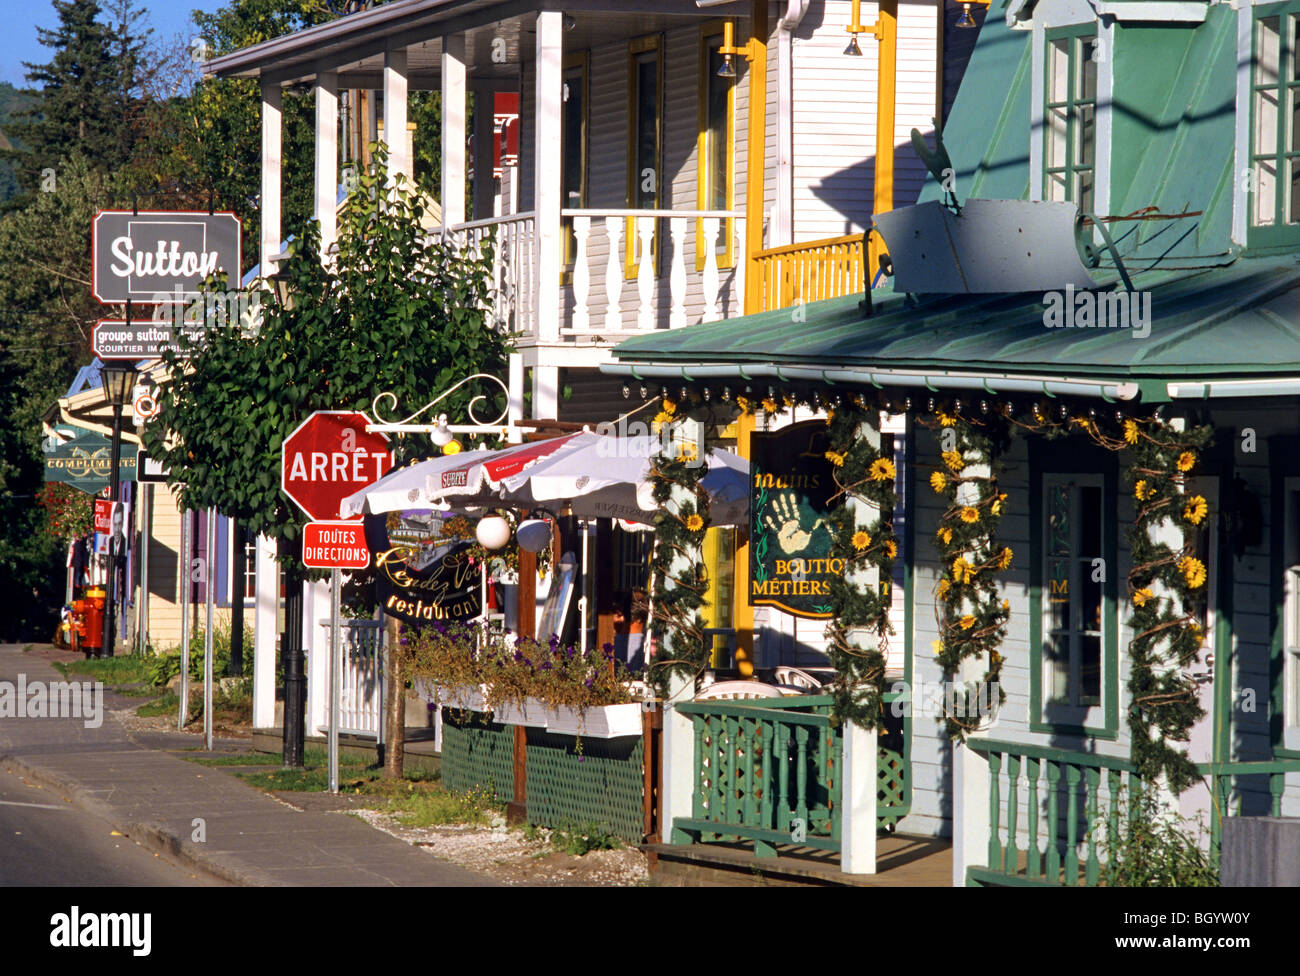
[1,1,227,88]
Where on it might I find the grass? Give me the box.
[179,753,283,767]
[52,656,152,686]
[136,691,181,717]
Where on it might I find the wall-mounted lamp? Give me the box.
[716,20,747,78]
[955,1,990,29]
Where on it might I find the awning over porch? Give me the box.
[604,255,1300,404]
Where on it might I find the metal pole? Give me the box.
[178,507,190,730]
[579,519,590,655]
[138,483,151,655]
[102,403,124,657]
[281,535,307,767]
[329,567,341,794]
[204,507,215,751]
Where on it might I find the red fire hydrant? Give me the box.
[72,586,106,657]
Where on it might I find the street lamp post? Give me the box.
[99,362,137,658]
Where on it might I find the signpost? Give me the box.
[280,411,392,788]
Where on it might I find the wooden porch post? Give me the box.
[742,0,768,316]
[442,34,467,227]
[384,45,409,184]
[841,723,878,873]
[259,78,282,273]
[315,69,339,258]
[534,10,563,343]
[952,739,991,885]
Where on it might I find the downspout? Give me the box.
[775,0,809,248]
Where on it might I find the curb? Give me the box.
[0,752,264,887]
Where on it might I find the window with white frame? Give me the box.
[1044,27,1097,212]
[1249,8,1300,243]
[1043,475,1104,711]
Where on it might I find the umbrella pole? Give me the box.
[579,519,589,656]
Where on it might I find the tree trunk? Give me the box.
[383,615,405,778]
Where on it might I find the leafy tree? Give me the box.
[144,151,512,772]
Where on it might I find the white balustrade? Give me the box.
[669,216,687,329]
[636,216,656,331]
[701,217,721,323]
[572,215,591,332]
[603,216,623,331]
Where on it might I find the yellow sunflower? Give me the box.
[931,640,943,655]
[936,579,951,601]
[851,530,872,551]
[662,397,677,415]
[1183,495,1208,526]
[960,506,980,524]
[884,540,898,559]
[959,615,977,630]
[942,449,965,473]
[1134,479,1153,501]
[1001,599,1010,612]
[824,450,846,468]
[952,557,975,584]
[825,408,836,425]
[1179,556,1207,589]
[685,514,704,532]
[997,546,1014,570]
[1176,451,1197,472]
[938,527,954,545]
[1132,587,1154,607]
[761,397,780,414]
[869,458,896,482]
[991,494,1005,516]
[930,471,947,493]
[1123,419,1139,445]
[735,395,751,412]
[936,411,957,427]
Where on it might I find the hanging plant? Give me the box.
[821,396,899,731]
[38,483,93,540]
[646,396,713,693]
[923,406,1011,738]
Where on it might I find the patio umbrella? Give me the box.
[338,431,749,526]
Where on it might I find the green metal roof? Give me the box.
[609,257,1300,402]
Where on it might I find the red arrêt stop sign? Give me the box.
[281,411,392,521]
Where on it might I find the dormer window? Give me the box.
[1044,27,1097,212]
[1249,10,1300,245]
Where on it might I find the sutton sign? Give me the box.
[91,211,241,304]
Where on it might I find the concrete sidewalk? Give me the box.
[0,643,496,886]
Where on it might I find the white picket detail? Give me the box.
[572,214,591,332]
[669,216,687,329]
[701,217,721,323]
[636,216,655,331]
[604,215,623,332]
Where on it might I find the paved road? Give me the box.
[0,764,225,886]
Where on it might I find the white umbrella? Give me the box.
[339,431,749,526]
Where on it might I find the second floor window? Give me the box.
[698,25,734,270]
[1250,9,1300,243]
[1044,28,1097,212]
[626,35,662,279]
[561,54,588,270]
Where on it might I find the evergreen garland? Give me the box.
[821,397,900,730]
[646,397,713,693]
[922,408,1012,738]
[1007,406,1215,792]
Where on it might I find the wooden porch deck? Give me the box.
[644,833,952,887]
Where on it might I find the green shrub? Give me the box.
[1099,784,1218,887]
[147,623,254,687]
[549,821,622,856]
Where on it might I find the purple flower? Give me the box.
[584,676,595,688]
[513,650,523,662]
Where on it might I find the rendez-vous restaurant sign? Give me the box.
[92,211,242,304]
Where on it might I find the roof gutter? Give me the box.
[600,361,1140,401]
[1167,378,1300,399]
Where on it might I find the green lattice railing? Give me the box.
[966,739,1300,887]
[439,708,646,843]
[670,694,909,858]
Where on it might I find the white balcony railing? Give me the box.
[441,208,743,341]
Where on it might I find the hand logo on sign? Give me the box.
[764,492,825,555]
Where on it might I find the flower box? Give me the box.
[492,698,548,728]
[434,684,488,713]
[543,702,644,739]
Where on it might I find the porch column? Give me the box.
[384,45,410,185]
[662,672,696,843]
[534,10,562,343]
[314,69,339,258]
[252,533,278,729]
[841,723,878,873]
[260,79,282,273]
[532,364,558,420]
[952,738,992,886]
[442,34,467,227]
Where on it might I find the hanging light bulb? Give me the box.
[430,413,453,447]
[717,54,737,78]
[844,36,862,56]
[955,3,977,28]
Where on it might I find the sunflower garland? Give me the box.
[923,409,1012,738]
[820,396,900,731]
[1007,405,1215,791]
[646,395,714,694]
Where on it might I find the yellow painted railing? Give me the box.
[752,234,866,312]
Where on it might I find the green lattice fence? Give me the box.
[878,746,907,828]
[440,709,515,798]
[525,729,645,844]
